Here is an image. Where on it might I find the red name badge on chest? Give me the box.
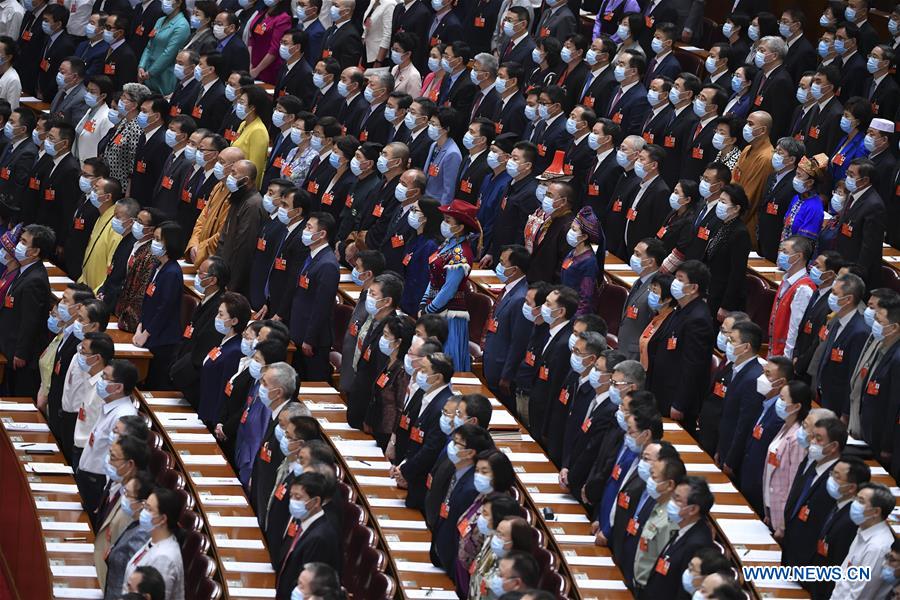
[581,417,592,432]
[363,347,372,362]
[298,275,310,289]
[831,348,844,363]
[656,226,667,239]
[612,463,622,480]
[460,179,472,193]
[642,132,655,144]
[655,557,670,575]
[538,366,549,381]
[766,201,778,215]
[524,351,535,366]
[44,188,55,201]
[73,217,85,230]
[274,257,286,271]
[663,135,675,148]
[145,282,156,297]
[474,16,485,27]
[28,177,39,190]
[818,325,828,342]
[867,380,880,396]
[767,451,780,467]
[22,30,31,41]
[0,168,9,181]
[697,227,710,240]
[259,443,272,462]
[78,406,86,421]
[752,423,763,439]
[241,407,250,423]
[798,505,810,522]
[253,21,267,34]
[183,324,193,339]
[161,176,173,189]
[584,96,595,109]
[426,473,433,489]
[626,208,638,221]
[803,320,812,334]
[321,192,334,205]
[588,184,599,196]
[562,258,573,270]
[626,305,639,320]
[841,223,853,237]
[348,321,359,337]
[40,58,49,71]
[53,359,60,374]
[617,491,630,509]
[287,520,299,537]
[136,160,146,173]
[626,517,639,536]
[256,237,269,251]
[275,482,287,500]
[402,253,412,266]
[224,381,233,396]
[611,199,623,212]
[537,144,547,156]
[713,381,726,398]
[410,427,424,443]
[376,372,389,388]
[817,538,829,557]
[428,163,440,177]
[611,111,623,124]
[399,415,410,430]
[391,234,404,248]
[440,502,449,518]
[486,319,498,333]
[754,94,764,106]
[558,388,569,405]
[372,203,383,217]
[207,346,222,362]
[190,106,202,121]
[691,147,704,160]
[667,336,677,350]
[808,126,820,139]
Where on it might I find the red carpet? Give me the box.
[0,551,15,600]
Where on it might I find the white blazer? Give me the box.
[361,0,397,63]
[74,103,114,164]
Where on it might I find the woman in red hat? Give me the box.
[419,199,480,371]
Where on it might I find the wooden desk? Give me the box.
[883,243,900,274]
[0,398,103,599]
[135,391,277,600]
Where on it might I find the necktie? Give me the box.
[867,79,876,101]
[609,87,624,113]
[471,92,484,118]
[580,71,595,101]
[279,520,305,575]
[789,463,817,518]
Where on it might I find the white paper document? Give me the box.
[367,498,407,508]
[405,591,457,599]
[30,483,79,494]
[0,402,37,411]
[26,463,74,475]
[554,535,597,544]
[181,455,227,466]
[46,542,94,553]
[52,588,103,598]
[355,476,397,487]
[742,549,782,562]
[41,521,90,531]
[207,515,260,527]
[564,555,614,567]
[15,442,58,452]
[193,477,242,486]
[376,519,427,530]
[169,432,218,443]
[530,493,579,505]
[199,494,249,507]
[223,561,275,574]
[711,504,754,515]
[4,422,50,432]
[386,541,431,552]
[215,538,265,550]
[517,473,560,484]
[36,501,84,511]
[51,565,97,577]
[578,580,629,590]
[717,519,776,545]
[395,561,445,574]
[227,586,277,598]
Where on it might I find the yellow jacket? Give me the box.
[232,117,269,187]
[187,181,230,265]
[78,207,122,291]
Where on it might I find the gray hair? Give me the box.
[837,273,866,303]
[808,407,837,422]
[776,137,805,160]
[578,331,607,356]
[614,359,646,390]
[861,483,896,520]
[265,361,298,399]
[179,49,200,65]
[301,562,340,595]
[115,197,140,218]
[624,134,646,153]
[474,52,499,76]
[282,401,311,418]
[369,70,395,92]
[760,36,788,60]
[122,82,151,104]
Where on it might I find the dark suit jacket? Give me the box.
[276,515,340,599]
[644,52,681,86]
[809,502,857,600]
[738,402,784,517]
[219,33,251,74]
[250,412,286,518]
[439,70,477,116]
[837,51,866,101]
[16,8,48,94]
[36,153,80,246]
[647,297,715,419]
[62,197,99,280]
[716,359,763,475]
[103,42,139,90]
[169,289,225,402]
[357,102,392,145]
[390,0,434,73]
[606,82,650,137]
[483,277,529,388]
[140,259,184,349]
[400,385,453,510]
[424,455,454,531]
[756,169,797,262]
[37,31,77,101]
[98,234,136,311]
[703,220,751,316]
[620,176,671,259]
[0,139,38,202]
[580,64,617,116]
[834,186,885,286]
[337,93,370,138]
[470,86,501,122]
[46,330,81,435]
[875,344,900,478]
[639,520,714,599]
[274,59,314,109]
[129,0,163,57]
[0,261,51,363]
[131,127,172,207]
[501,35,536,75]
[261,133,296,192]
[781,461,837,567]
[791,288,830,381]
[816,312,870,415]
[531,322,574,443]
[583,149,623,218]
[565,391,617,497]
[784,36,816,82]
[168,79,201,117]
[556,61,589,112]
[682,118,718,184]
[494,92,526,137]
[287,244,339,349]
[533,114,569,173]
[432,466,478,572]
[618,273,655,360]
[152,151,194,218]
[311,83,343,120]
[321,21,363,69]
[460,0,500,54]
[428,10,462,47]
[301,19,325,66]
[866,74,899,119]
[803,96,844,160]
[639,105,674,149]
[75,39,109,77]
[526,211,573,284]
[659,107,698,189]
[747,63,795,142]
[191,80,231,132]
[610,470,645,563]
[563,135,595,191]
[247,216,287,310]
[546,373,594,465]
[453,150,490,205]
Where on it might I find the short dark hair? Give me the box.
[676,260,711,296]
[221,291,251,333]
[682,475,714,515]
[732,320,762,352]
[294,471,328,502]
[133,566,165,600]
[814,417,848,451]
[84,331,114,364]
[551,285,579,319]
[454,423,494,454]
[416,314,448,344]
[640,238,667,267]
[426,352,454,383]
[502,551,539,588]
[459,393,491,428]
[24,224,56,258]
[861,482,896,520]
[500,244,530,272]
[109,359,139,395]
[476,449,515,493]
[116,434,150,470]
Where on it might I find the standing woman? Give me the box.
[281,112,320,187]
[313,135,358,222]
[232,85,272,186]
[561,206,603,316]
[247,0,293,84]
[420,199,479,372]
[455,451,515,594]
[360,0,396,68]
[780,154,826,247]
[102,83,151,190]
[829,97,871,185]
[641,272,676,371]
[133,221,186,388]
[121,487,185,600]
[0,225,22,303]
[103,472,153,600]
[423,107,463,207]
[137,0,191,95]
[420,44,447,102]
[400,197,441,315]
[74,76,114,162]
[723,64,757,120]
[115,208,164,332]
[703,184,751,321]
[657,179,701,257]
[184,1,218,51]
[765,380,810,537]
[527,37,561,91]
[364,314,413,449]
[198,292,251,427]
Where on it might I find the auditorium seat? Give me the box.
[157,467,185,491]
[179,509,204,533]
[606,332,618,349]
[466,291,493,347]
[149,447,172,480]
[596,283,628,335]
[674,48,703,77]
[341,501,366,550]
[745,273,775,342]
[195,578,221,600]
[881,264,900,294]
[180,530,210,571]
[181,293,200,333]
[345,544,385,596]
[332,303,354,354]
[539,570,568,599]
[146,430,163,449]
[359,571,394,600]
[344,524,377,569]
[184,553,216,600]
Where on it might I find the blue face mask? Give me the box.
[241,337,255,357]
[589,368,603,388]
[289,498,309,520]
[138,509,156,532]
[328,152,341,168]
[137,111,150,128]
[47,314,62,333]
[775,398,790,420]
[809,266,825,286]
[120,493,135,518]
[716,331,728,352]
[490,575,505,597]
[474,473,492,494]
[796,426,809,448]
[849,499,867,525]
[476,515,491,535]
[610,385,623,406]
[490,535,507,558]
[731,74,743,93]
[378,335,394,356]
[864,306,876,328]
[150,239,165,257]
[840,116,852,133]
[132,222,145,239]
[415,370,432,391]
[682,569,697,593]
[184,146,197,164]
[214,316,230,334]
[279,435,291,457]
[249,359,263,380]
[404,354,415,376]
[670,279,686,300]
[647,291,662,312]
[447,441,462,464]
[637,459,651,482]
[666,499,683,524]
[615,409,626,431]
[164,129,179,148]
[776,251,794,272]
[725,341,737,363]
[275,424,285,443]
[104,454,122,482]
[827,292,843,313]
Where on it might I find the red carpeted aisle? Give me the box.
[0,551,15,600]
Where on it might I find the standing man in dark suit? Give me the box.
[261,99,301,192]
[562,105,595,189]
[639,76,673,148]
[295,0,325,66]
[526,180,575,283]
[0,225,53,397]
[309,57,342,119]
[0,108,38,201]
[392,352,455,510]
[469,53,501,122]
[497,8,535,75]
[747,36,796,142]
[834,22,866,101]
[843,1,877,55]
[648,260,715,431]
[866,119,897,204]
[49,58,88,125]
[276,473,341,598]
[37,121,80,251]
[658,73,699,188]
[639,476,715,599]
[863,45,898,120]
[756,137,802,262]
[643,22,681,87]
[130,94,171,207]
[16,0,49,95]
[129,0,162,58]
[579,36,617,113]
[426,0,462,48]
[213,11,250,74]
[152,115,196,218]
[274,30,313,108]
[583,118,623,217]
[780,9,816,82]
[320,0,362,70]
[606,49,649,137]
[792,252,842,384]
[808,456,869,600]
[715,321,764,479]
[335,67,369,138]
[96,199,138,311]
[287,212,339,380]
[190,51,230,132]
[530,85,568,173]
[169,256,228,408]
[533,0,575,42]
[246,179,291,313]
[835,158,884,287]
[529,286,576,443]
[780,416,845,567]
[101,14,138,89]
[802,64,843,157]
[618,239,663,360]
[249,362,297,515]
[788,73,817,143]
[615,144,670,259]
[36,5,76,101]
[454,118,493,204]
[815,273,870,417]
[437,41,476,116]
[482,245,530,404]
[167,50,201,117]
[356,72,393,144]
[75,13,109,76]
[682,85,726,184]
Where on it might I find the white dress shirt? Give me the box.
[832,520,894,600]
[0,66,21,109]
[78,395,137,475]
[122,534,185,600]
[779,269,814,358]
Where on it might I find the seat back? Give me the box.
[538,570,568,599]
[157,467,185,490]
[745,273,775,342]
[673,48,703,78]
[466,291,494,345]
[148,447,171,480]
[195,578,221,600]
[360,572,395,600]
[184,553,216,600]
[180,530,209,572]
[331,302,355,353]
[346,545,385,596]
[180,292,200,332]
[596,283,628,336]
[146,429,163,450]
[881,264,900,294]
[179,509,204,533]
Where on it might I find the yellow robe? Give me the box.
[187,180,230,266]
[232,117,270,187]
[733,138,775,247]
[78,207,122,291]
